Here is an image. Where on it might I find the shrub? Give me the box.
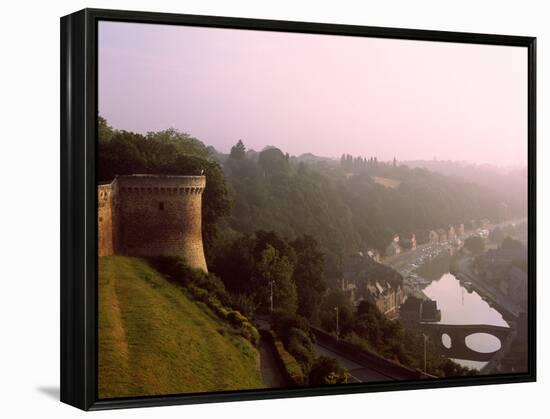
[287,336,314,374]
[214,305,230,319]
[274,340,305,385]
[230,293,257,317]
[227,310,248,328]
[272,309,309,340]
[271,311,316,374]
[150,256,230,305]
[240,322,260,346]
[206,295,221,309]
[187,284,209,302]
[151,256,193,286]
[288,327,312,349]
[309,356,349,386]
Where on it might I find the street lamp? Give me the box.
[423,333,428,373]
[334,307,339,343]
[270,280,274,315]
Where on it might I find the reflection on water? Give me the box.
[423,273,509,370]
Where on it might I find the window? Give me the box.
[159,201,165,210]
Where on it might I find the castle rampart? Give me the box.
[97,175,208,271]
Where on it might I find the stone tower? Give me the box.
[98,174,208,272]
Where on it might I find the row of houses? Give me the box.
[342,253,406,317]
[342,277,405,317]
[385,223,466,257]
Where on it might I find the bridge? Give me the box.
[418,323,512,362]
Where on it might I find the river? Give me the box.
[422,270,509,370]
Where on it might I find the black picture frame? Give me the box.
[60,8,537,411]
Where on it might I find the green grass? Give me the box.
[98,256,264,398]
[371,176,401,189]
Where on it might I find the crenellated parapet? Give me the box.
[115,174,206,192]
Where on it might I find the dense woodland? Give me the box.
[98,117,521,277]
[98,117,519,377]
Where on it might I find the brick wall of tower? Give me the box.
[98,184,115,257]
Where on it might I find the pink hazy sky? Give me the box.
[98,21,527,167]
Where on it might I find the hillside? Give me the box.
[97,119,525,276]
[98,256,264,398]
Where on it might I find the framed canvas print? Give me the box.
[60,8,536,411]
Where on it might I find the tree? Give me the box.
[98,114,115,142]
[146,127,209,157]
[254,244,298,314]
[258,147,290,176]
[309,357,349,385]
[340,154,346,168]
[320,290,354,336]
[291,235,326,322]
[464,236,485,255]
[229,140,246,160]
[211,234,255,294]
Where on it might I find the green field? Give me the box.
[98,256,264,398]
[371,176,402,189]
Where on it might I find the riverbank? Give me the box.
[452,256,521,320]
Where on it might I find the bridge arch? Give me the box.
[464,332,502,354]
[418,323,510,362]
[441,333,452,349]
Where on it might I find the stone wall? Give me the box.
[98,183,115,256]
[97,175,208,271]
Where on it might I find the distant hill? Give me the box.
[98,256,264,398]
[402,160,527,209]
[294,153,336,164]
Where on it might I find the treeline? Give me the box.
[98,118,512,277]
[222,141,509,276]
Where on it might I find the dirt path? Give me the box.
[259,337,286,388]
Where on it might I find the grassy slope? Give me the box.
[98,256,264,398]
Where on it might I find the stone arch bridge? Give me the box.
[418,323,512,362]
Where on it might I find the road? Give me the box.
[256,316,401,384]
[311,342,395,383]
[383,243,433,272]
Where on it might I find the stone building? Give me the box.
[342,252,405,317]
[428,230,439,244]
[447,225,456,242]
[365,280,405,316]
[385,235,401,256]
[401,233,417,251]
[98,174,208,271]
[366,249,381,263]
[437,228,448,243]
[399,297,441,324]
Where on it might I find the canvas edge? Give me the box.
[59,7,537,411]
